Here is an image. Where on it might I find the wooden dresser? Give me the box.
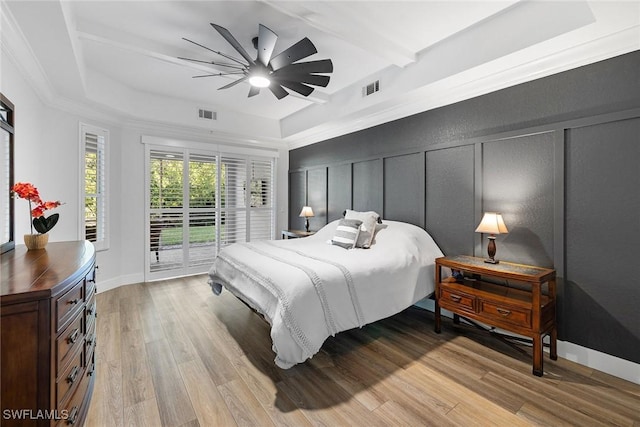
[1,241,97,426]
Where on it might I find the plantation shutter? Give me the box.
[149,148,185,274]
[249,158,274,241]
[82,125,107,250]
[187,152,217,268]
[144,140,276,280]
[220,156,247,246]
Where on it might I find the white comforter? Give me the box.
[207,220,444,368]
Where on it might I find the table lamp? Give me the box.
[299,206,314,232]
[475,212,508,264]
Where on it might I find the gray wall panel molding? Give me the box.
[383,153,425,227]
[288,171,307,232]
[565,118,640,363]
[480,133,555,267]
[307,168,328,231]
[353,159,383,214]
[289,51,640,364]
[328,163,353,222]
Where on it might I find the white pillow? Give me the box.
[331,219,362,249]
[344,209,380,248]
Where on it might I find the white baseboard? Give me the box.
[557,341,639,385]
[414,299,639,385]
[95,273,144,294]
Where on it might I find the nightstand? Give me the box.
[434,255,557,376]
[281,229,316,239]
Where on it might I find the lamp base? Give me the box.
[484,258,499,264]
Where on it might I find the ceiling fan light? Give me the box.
[249,75,270,88]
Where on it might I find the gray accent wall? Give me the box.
[289,51,640,364]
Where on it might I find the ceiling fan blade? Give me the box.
[218,75,248,90]
[192,72,245,78]
[268,84,289,100]
[269,37,317,71]
[211,23,255,66]
[182,37,246,66]
[257,24,278,67]
[178,57,246,70]
[278,80,314,97]
[273,73,330,87]
[273,59,333,76]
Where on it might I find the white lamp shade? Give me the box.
[475,212,508,234]
[299,206,314,218]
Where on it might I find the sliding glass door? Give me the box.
[146,146,274,280]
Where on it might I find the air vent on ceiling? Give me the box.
[363,80,380,97]
[198,108,217,121]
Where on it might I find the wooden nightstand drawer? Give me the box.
[439,284,476,313]
[479,299,531,328]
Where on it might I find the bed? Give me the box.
[207,218,444,368]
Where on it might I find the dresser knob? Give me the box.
[67,406,79,425]
[67,328,79,344]
[67,366,79,384]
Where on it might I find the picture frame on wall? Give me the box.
[1,93,15,254]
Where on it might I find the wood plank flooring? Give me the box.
[86,275,640,426]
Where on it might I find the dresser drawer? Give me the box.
[57,345,84,407]
[85,292,97,333]
[56,280,84,333]
[57,312,84,372]
[85,266,96,301]
[56,362,91,427]
[85,315,96,368]
[479,299,531,328]
[439,284,476,314]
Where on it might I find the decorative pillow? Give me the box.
[344,209,380,248]
[331,219,362,249]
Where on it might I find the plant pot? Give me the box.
[24,233,49,250]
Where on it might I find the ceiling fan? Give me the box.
[179,23,333,100]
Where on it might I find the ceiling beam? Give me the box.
[261,0,417,67]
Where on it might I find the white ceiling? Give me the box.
[2,1,639,149]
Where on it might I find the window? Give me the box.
[1,93,14,254]
[80,124,108,250]
[145,143,275,280]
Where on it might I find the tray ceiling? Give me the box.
[1,1,638,148]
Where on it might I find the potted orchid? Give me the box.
[11,182,62,250]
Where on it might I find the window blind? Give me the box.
[82,125,107,250]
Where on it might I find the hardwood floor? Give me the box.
[86,275,640,426]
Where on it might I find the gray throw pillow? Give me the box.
[331,219,362,249]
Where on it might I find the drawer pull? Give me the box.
[88,363,95,377]
[67,328,80,344]
[497,308,512,317]
[68,298,79,305]
[449,295,462,303]
[67,366,79,384]
[87,304,95,315]
[67,406,79,425]
[86,334,94,346]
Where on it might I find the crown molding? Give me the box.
[286,25,640,150]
